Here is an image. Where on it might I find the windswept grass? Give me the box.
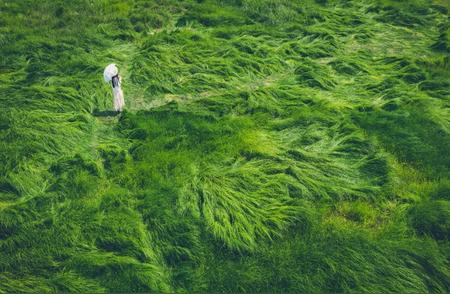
[0,0,448,293]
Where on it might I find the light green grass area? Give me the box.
[0,0,449,293]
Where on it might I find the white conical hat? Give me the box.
[103,63,118,82]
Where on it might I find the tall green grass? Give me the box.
[0,0,448,293]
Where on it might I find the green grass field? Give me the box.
[0,0,449,292]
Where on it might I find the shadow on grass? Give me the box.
[92,110,119,117]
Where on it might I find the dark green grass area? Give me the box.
[0,0,449,293]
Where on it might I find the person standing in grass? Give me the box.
[103,63,125,113]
